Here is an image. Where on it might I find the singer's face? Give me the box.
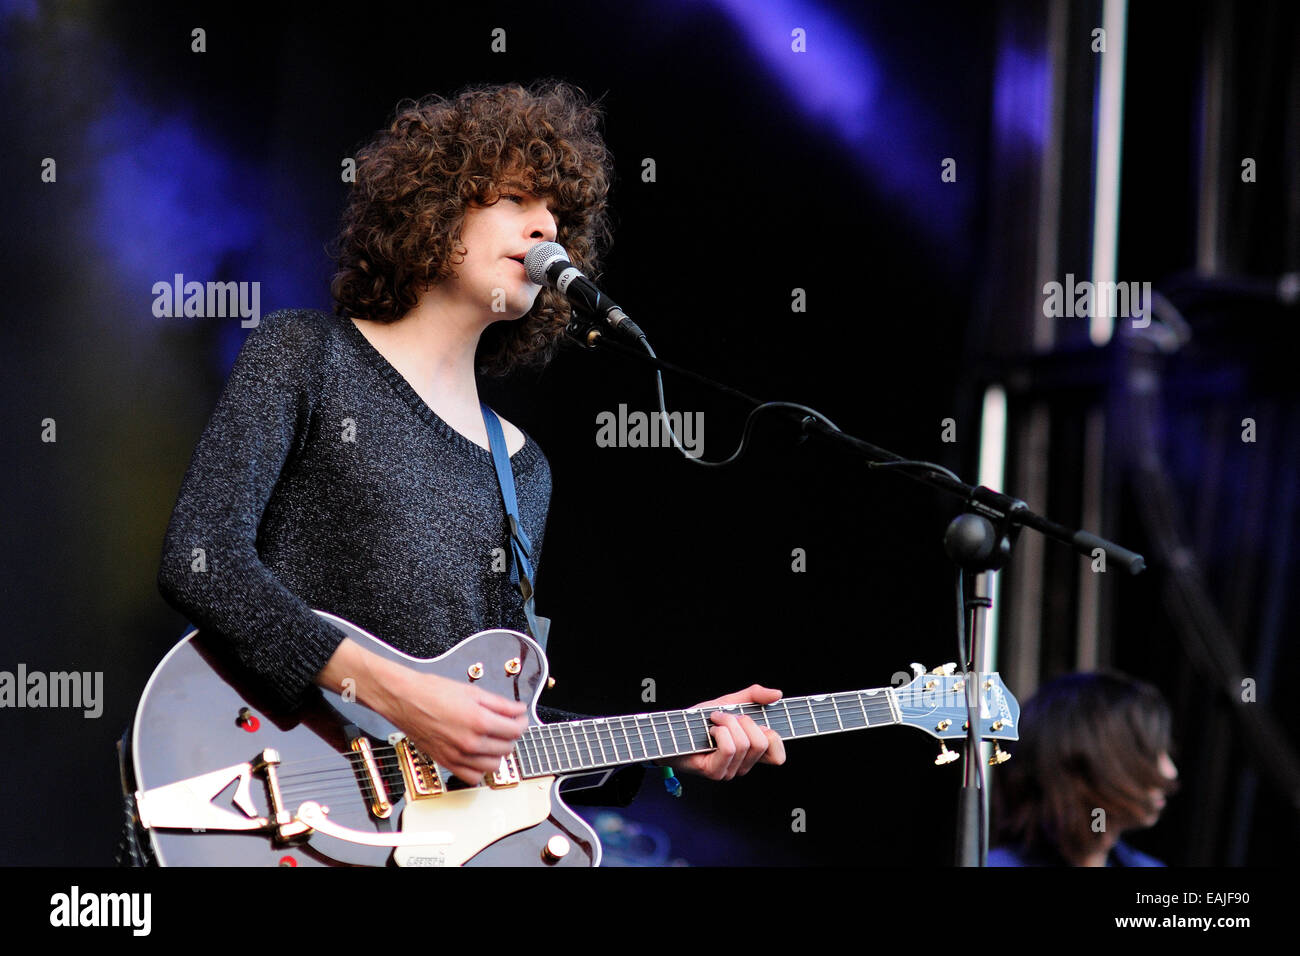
[449,181,559,320]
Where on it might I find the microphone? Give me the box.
[524,241,644,340]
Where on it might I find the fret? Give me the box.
[698,709,713,750]
[805,698,820,734]
[590,718,610,766]
[576,721,596,768]
[552,723,573,771]
[619,716,643,762]
[668,712,695,754]
[634,716,652,760]
[857,692,872,728]
[607,718,630,764]
[631,715,651,760]
[780,699,796,736]
[563,723,584,769]
[644,714,664,758]
[657,711,682,755]
[525,727,544,774]
[828,695,844,731]
[516,739,534,777]
[536,725,559,773]
[755,703,773,730]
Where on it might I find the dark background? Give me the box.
[1,0,1296,869]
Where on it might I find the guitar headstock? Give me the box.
[892,664,1020,743]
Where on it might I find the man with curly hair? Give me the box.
[151,80,783,833]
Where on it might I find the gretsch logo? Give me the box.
[405,853,447,867]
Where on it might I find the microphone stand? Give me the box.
[565,319,1145,866]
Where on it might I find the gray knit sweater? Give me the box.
[156,308,552,711]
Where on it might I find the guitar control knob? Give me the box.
[505,658,521,676]
[547,677,556,689]
[467,662,484,680]
[542,835,570,863]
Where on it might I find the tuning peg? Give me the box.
[910,663,926,679]
[935,742,960,765]
[989,742,1011,766]
[930,663,958,676]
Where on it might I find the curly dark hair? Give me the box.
[330,80,614,376]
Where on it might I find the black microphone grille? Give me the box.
[524,241,570,286]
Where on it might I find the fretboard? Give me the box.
[514,688,901,778]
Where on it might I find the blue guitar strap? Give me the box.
[481,402,550,650]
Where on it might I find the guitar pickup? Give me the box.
[487,753,520,789]
[393,735,444,800]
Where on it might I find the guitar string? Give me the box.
[271,701,975,802]
[271,701,909,785]
[267,694,914,774]
[269,697,934,780]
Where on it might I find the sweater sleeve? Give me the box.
[156,310,348,710]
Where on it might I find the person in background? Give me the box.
[989,671,1179,867]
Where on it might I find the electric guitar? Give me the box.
[129,611,1020,866]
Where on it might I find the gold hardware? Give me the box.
[543,835,571,863]
[952,679,964,692]
[989,742,1011,765]
[936,720,951,732]
[992,720,1004,731]
[487,753,521,789]
[547,677,556,689]
[935,743,959,765]
[924,680,937,691]
[505,658,521,676]
[468,662,484,680]
[985,679,994,690]
[931,663,957,676]
[254,749,311,841]
[351,736,392,819]
[394,736,444,800]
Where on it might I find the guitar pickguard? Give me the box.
[393,776,555,866]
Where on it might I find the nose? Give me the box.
[1158,752,1178,780]
[526,201,558,243]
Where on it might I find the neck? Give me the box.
[514,687,903,778]
[355,292,492,406]
[1075,834,1119,867]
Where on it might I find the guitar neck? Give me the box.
[515,687,900,777]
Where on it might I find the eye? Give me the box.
[500,192,524,204]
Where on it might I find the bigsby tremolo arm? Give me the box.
[135,749,454,848]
